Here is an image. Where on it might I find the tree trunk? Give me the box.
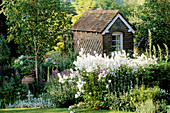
[34,37,38,86]
[35,55,38,85]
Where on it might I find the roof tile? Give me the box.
[71,10,120,32]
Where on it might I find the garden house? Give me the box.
[71,10,135,55]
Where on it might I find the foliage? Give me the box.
[135,99,157,113]
[163,43,169,63]
[71,0,101,24]
[97,0,128,18]
[100,91,135,111]
[12,55,35,76]
[1,0,72,81]
[5,90,55,108]
[141,43,170,92]
[0,73,29,108]
[44,50,78,72]
[122,0,145,22]
[52,49,163,111]
[97,0,145,22]
[132,87,169,113]
[130,85,161,106]
[68,85,169,112]
[0,34,10,65]
[142,61,170,93]
[45,70,78,108]
[137,0,170,49]
[97,0,120,10]
[155,100,169,113]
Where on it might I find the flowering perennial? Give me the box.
[55,49,157,99]
[74,49,157,73]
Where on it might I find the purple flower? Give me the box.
[28,57,35,60]
[52,70,59,75]
[61,70,71,75]
[98,69,105,73]
[47,79,49,83]
[30,70,35,72]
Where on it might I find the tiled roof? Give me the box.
[71,10,120,32]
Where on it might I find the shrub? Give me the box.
[0,74,29,108]
[49,49,169,111]
[53,49,158,110]
[45,70,78,107]
[44,50,78,72]
[72,49,157,102]
[12,55,35,76]
[5,90,54,108]
[0,34,10,65]
[142,61,170,93]
[130,85,169,112]
[87,85,169,112]
[135,99,156,113]
[130,85,161,106]
[101,91,135,111]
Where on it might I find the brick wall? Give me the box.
[103,18,134,55]
[73,18,134,55]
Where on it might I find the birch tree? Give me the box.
[1,0,71,85]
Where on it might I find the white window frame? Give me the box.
[112,32,123,51]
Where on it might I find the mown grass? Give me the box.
[0,108,133,113]
[1,106,170,113]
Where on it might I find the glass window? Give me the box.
[111,33,123,51]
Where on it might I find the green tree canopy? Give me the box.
[97,0,145,21]
[1,0,71,82]
[0,34,10,66]
[136,0,170,49]
[71,0,101,24]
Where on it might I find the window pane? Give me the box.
[116,46,120,51]
[112,36,116,40]
[111,47,116,51]
[112,33,122,51]
[112,41,116,45]
[117,40,120,46]
[117,35,120,41]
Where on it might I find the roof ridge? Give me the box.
[84,10,120,13]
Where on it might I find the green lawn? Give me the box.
[0,108,133,113]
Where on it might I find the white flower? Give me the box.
[78,104,80,107]
[80,48,84,52]
[70,68,74,73]
[86,66,94,72]
[20,61,23,65]
[106,84,109,89]
[70,73,75,79]
[59,79,65,83]
[70,111,74,113]
[75,94,79,98]
[17,92,20,95]
[68,106,72,110]
[98,73,102,81]
[108,80,111,83]
[63,75,68,80]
